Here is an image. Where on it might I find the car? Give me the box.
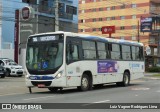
[0,58,24,77]
[0,65,6,78]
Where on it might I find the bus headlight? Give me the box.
[55,71,63,79]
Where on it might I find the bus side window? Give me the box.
[67,44,79,63]
[110,43,121,60]
[139,47,144,60]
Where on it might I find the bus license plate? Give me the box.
[38,84,45,88]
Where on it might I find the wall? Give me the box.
[0,49,14,60]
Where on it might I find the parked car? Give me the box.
[0,58,24,77]
[0,65,6,78]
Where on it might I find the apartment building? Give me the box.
[78,0,160,67]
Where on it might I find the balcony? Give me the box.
[37,5,73,20]
[59,12,73,20]
[150,1,160,15]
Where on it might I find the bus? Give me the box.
[25,31,144,93]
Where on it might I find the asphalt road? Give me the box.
[0,74,159,112]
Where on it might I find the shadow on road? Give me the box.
[28,83,143,95]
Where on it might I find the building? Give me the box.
[78,0,160,68]
[16,0,78,67]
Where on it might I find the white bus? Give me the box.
[25,31,144,93]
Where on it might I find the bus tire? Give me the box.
[117,72,130,87]
[79,74,90,91]
[48,87,59,92]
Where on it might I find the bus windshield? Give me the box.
[26,34,64,74]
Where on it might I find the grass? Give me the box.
[152,74,160,77]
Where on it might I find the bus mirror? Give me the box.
[70,44,74,53]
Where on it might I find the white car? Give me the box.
[0,58,24,77]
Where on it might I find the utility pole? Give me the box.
[55,0,59,31]
[36,0,39,33]
[137,20,140,42]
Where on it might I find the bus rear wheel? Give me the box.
[116,72,130,87]
[78,74,90,91]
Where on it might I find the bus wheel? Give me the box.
[117,72,130,87]
[48,87,59,92]
[79,74,90,91]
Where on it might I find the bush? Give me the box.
[147,67,160,72]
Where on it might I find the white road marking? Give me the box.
[131,87,150,91]
[23,96,55,101]
[135,94,139,96]
[82,100,110,106]
[93,100,110,103]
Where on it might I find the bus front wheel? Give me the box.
[116,72,130,87]
[78,74,90,91]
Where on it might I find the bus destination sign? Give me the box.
[32,36,58,42]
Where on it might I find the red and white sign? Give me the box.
[102,26,115,34]
[21,6,34,20]
[22,7,30,20]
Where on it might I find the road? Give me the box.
[0,75,159,112]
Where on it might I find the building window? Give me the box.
[120,26,125,30]
[80,19,85,23]
[106,17,111,21]
[80,29,83,32]
[120,36,125,40]
[120,16,125,20]
[82,10,85,13]
[132,25,137,29]
[93,18,96,22]
[132,15,136,19]
[131,4,137,8]
[132,36,136,40]
[111,6,115,10]
[99,8,103,11]
[99,18,102,21]
[99,28,102,31]
[111,17,115,20]
[92,28,96,32]
[92,8,96,12]
[121,5,125,9]
[107,7,110,11]
[82,0,85,4]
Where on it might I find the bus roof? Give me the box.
[30,31,143,46]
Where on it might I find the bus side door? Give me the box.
[66,37,82,87]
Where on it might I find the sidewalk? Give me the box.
[144,72,160,80]
[144,72,159,76]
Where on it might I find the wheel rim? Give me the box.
[82,77,88,89]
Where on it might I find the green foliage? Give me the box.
[147,67,160,72]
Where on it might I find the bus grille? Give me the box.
[31,81,52,86]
